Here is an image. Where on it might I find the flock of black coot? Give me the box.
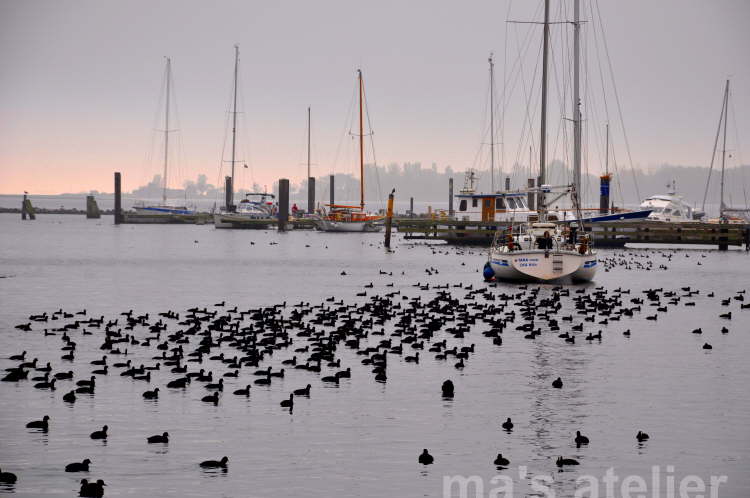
[2,272,744,494]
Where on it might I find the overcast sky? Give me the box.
[1,0,748,195]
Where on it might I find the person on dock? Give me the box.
[292,203,299,216]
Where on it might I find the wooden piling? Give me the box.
[384,189,395,250]
[307,177,315,214]
[278,178,290,231]
[21,194,36,220]
[448,178,454,217]
[114,172,122,225]
[224,176,233,212]
[505,177,511,190]
[599,174,611,215]
[410,197,414,218]
[86,195,101,219]
[329,174,334,207]
[527,178,535,211]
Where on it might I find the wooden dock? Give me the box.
[397,218,750,250]
[121,212,214,224]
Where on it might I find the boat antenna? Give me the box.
[538,0,550,220]
[720,79,729,218]
[358,69,365,211]
[162,57,171,205]
[572,0,582,201]
[229,44,239,211]
[489,52,496,192]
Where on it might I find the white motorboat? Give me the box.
[214,192,276,229]
[639,181,703,222]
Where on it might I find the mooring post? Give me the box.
[384,189,395,250]
[410,197,414,218]
[278,178,290,231]
[600,174,611,215]
[307,177,315,214]
[114,172,122,225]
[21,193,27,220]
[505,177,511,190]
[86,195,101,219]
[329,174,334,207]
[448,178,454,217]
[718,225,728,251]
[224,176,233,212]
[527,178,536,211]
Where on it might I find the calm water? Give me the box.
[0,214,748,497]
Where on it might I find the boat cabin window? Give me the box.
[495,198,505,209]
[472,198,478,208]
[673,211,681,217]
[507,198,517,209]
[517,198,527,208]
[663,208,672,214]
[459,199,467,211]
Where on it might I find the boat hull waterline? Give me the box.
[489,249,596,282]
[213,213,273,229]
[312,218,382,232]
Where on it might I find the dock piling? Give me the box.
[410,197,414,218]
[86,195,101,219]
[505,177,511,190]
[329,174,334,207]
[384,189,395,250]
[448,178,454,217]
[307,177,315,214]
[114,172,122,225]
[527,178,536,211]
[224,176,233,212]
[599,174,611,215]
[21,194,36,220]
[278,178,290,231]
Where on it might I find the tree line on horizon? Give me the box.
[103,161,750,212]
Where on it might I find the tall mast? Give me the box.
[307,106,311,180]
[230,44,239,210]
[719,79,729,216]
[604,123,609,175]
[162,57,171,204]
[538,0,550,218]
[572,0,582,198]
[358,69,365,211]
[489,53,496,192]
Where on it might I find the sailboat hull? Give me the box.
[489,249,597,282]
[213,213,273,229]
[313,218,382,232]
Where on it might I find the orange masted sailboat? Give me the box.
[313,70,383,232]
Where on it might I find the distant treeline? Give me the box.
[98,162,750,210]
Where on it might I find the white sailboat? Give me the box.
[213,45,276,229]
[486,0,596,283]
[312,70,383,232]
[134,58,195,216]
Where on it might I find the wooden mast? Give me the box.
[358,69,365,211]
